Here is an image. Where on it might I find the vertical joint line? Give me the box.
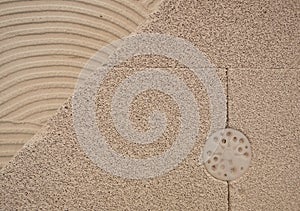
[227,181,231,211]
[226,68,230,210]
[226,68,229,128]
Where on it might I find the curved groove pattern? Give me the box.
[0,18,129,38]
[0,120,41,168]
[0,6,140,28]
[0,39,101,54]
[0,49,97,67]
[1,93,73,119]
[0,0,163,168]
[0,60,88,78]
[0,27,117,42]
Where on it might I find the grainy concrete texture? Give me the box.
[137,0,299,69]
[228,69,300,210]
[0,68,229,210]
[1,0,300,210]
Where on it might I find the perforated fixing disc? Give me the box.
[203,128,251,181]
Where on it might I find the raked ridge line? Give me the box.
[0,0,163,168]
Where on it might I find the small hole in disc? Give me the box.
[203,128,251,181]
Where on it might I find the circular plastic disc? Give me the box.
[203,128,251,181]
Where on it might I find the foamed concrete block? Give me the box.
[0,67,228,210]
[137,0,299,69]
[1,0,299,209]
[228,69,300,210]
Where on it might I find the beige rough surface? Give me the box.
[228,69,300,210]
[137,0,299,69]
[0,0,162,168]
[0,0,299,210]
[0,67,228,210]
[1,0,298,167]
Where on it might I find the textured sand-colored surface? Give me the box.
[139,0,299,69]
[0,0,299,210]
[228,69,300,210]
[0,0,162,168]
[0,67,229,210]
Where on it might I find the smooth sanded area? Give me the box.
[228,69,300,210]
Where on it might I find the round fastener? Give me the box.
[202,128,251,181]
